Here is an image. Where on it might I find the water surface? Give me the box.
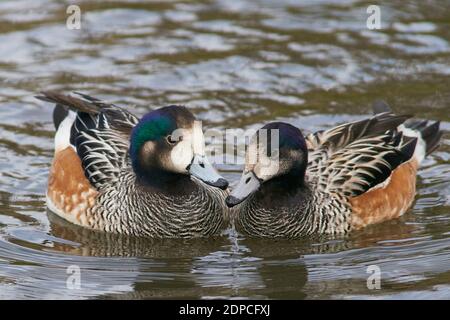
[0,0,449,299]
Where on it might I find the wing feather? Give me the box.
[37,91,139,190]
[306,113,417,198]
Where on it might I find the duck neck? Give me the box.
[252,168,308,209]
[237,172,315,237]
[134,165,196,195]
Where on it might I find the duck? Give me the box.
[226,102,442,238]
[37,91,229,238]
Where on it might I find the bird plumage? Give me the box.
[228,103,442,238]
[37,91,228,238]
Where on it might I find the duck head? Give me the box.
[130,105,228,190]
[226,122,308,207]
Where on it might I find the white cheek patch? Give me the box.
[254,154,281,181]
[192,120,205,156]
[247,131,281,181]
[246,138,258,168]
[169,130,194,173]
[167,122,208,173]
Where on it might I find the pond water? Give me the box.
[0,0,449,299]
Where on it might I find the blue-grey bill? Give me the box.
[188,154,228,190]
[226,171,261,207]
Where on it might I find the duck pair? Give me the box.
[37,92,442,239]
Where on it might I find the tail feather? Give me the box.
[372,100,442,160]
[400,136,418,160]
[421,121,440,140]
[36,91,101,114]
[403,119,428,131]
[404,120,442,156]
[372,100,391,114]
[420,121,442,156]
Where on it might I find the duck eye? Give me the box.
[166,135,182,145]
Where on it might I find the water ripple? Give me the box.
[0,0,449,299]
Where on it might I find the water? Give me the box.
[0,0,449,299]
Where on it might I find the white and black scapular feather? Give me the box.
[305,112,417,197]
[44,91,138,189]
